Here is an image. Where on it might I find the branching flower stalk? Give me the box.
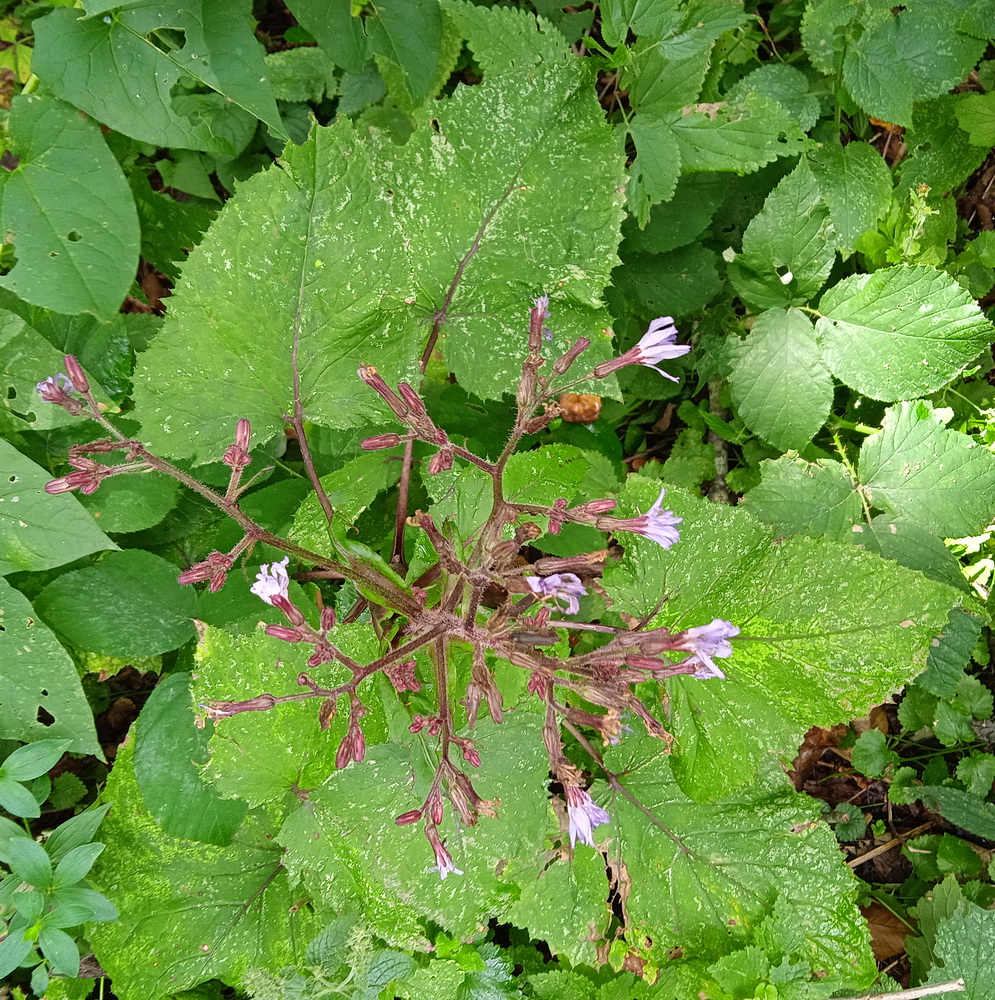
[37,299,739,876]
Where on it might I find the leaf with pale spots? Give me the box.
[132,4,624,463]
[603,478,963,800]
[86,740,316,1000]
[816,265,994,402]
[597,742,876,988]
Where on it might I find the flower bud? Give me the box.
[234,418,251,452]
[361,433,403,451]
[265,624,304,643]
[395,809,422,826]
[551,337,591,376]
[428,448,454,475]
[320,606,336,632]
[62,355,89,394]
[397,383,427,416]
[357,365,410,420]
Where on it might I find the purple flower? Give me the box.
[677,619,739,679]
[429,841,464,880]
[588,485,682,550]
[565,787,610,848]
[593,316,691,381]
[36,373,84,414]
[525,573,588,615]
[251,557,291,605]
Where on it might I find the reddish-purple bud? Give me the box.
[44,477,75,495]
[335,735,353,770]
[357,365,410,421]
[463,745,481,768]
[62,355,89,395]
[351,726,366,763]
[235,418,251,452]
[430,797,445,826]
[361,433,403,451]
[320,606,336,632]
[386,659,420,693]
[397,383,427,416]
[409,715,425,733]
[551,337,591,376]
[428,448,454,475]
[307,642,336,667]
[265,624,304,643]
[395,809,423,826]
[573,498,617,516]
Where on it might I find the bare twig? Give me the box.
[846,821,933,869]
[832,979,965,1000]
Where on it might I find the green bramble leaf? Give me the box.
[668,93,810,174]
[625,116,681,227]
[34,1,287,151]
[743,457,862,539]
[263,47,337,104]
[726,64,820,133]
[133,673,247,845]
[956,91,995,147]
[728,308,833,450]
[87,739,316,1000]
[77,473,182,534]
[0,578,101,755]
[924,902,995,1000]
[284,0,367,74]
[613,246,723,320]
[366,0,442,105]
[860,401,995,537]
[132,5,623,463]
[34,549,197,657]
[841,4,986,127]
[0,441,117,574]
[816,266,994,401]
[900,96,990,195]
[0,95,140,319]
[807,141,893,254]
[728,160,836,311]
[597,745,876,984]
[603,478,962,800]
[916,608,982,698]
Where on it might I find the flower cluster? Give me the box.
[36,301,737,879]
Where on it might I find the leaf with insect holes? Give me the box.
[132,4,624,463]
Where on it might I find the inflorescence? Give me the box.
[37,299,738,877]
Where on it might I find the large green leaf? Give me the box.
[278,712,552,946]
[193,624,385,811]
[284,0,367,73]
[728,161,835,311]
[34,550,197,656]
[366,0,442,104]
[668,94,809,174]
[0,578,100,755]
[34,1,286,152]
[807,141,893,253]
[87,740,314,1000]
[816,265,994,401]
[596,744,876,983]
[133,673,247,845]
[0,95,139,319]
[925,903,995,1000]
[841,4,986,127]
[0,440,117,576]
[729,308,833,450]
[742,456,862,540]
[860,401,995,537]
[132,6,623,463]
[602,479,961,800]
